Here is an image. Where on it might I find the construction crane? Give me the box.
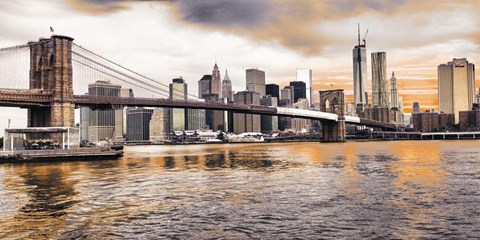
[363,29,369,46]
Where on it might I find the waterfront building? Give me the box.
[291,98,311,132]
[233,91,260,134]
[126,108,154,141]
[289,81,306,103]
[82,80,123,142]
[296,69,313,106]
[149,108,169,142]
[246,68,266,96]
[169,77,187,131]
[222,70,233,102]
[412,110,455,132]
[412,102,420,113]
[371,52,389,108]
[260,96,278,133]
[266,84,280,99]
[280,86,294,106]
[459,104,480,131]
[353,24,369,112]
[211,63,222,97]
[438,58,476,123]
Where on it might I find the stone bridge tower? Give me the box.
[319,90,346,142]
[27,35,74,128]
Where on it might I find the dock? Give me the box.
[0,148,123,163]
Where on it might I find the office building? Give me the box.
[126,108,154,141]
[198,74,212,98]
[82,80,123,142]
[291,99,311,132]
[260,96,278,133]
[211,63,222,97]
[412,102,420,113]
[371,52,389,108]
[459,104,480,131]
[390,72,399,109]
[203,94,224,131]
[476,87,480,105]
[149,108,169,142]
[296,69,313,106]
[289,81,307,103]
[169,77,187,131]
[266,84,280,99]
[412,110,455,132]
[233,91,260,133]
[246,68,266,96]
[353,24,369,111]
[222,69,234,102]
[438,58,476,123]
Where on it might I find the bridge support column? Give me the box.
[319,89,346,142]
[27,35,75,129]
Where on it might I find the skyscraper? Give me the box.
[126,108,154,141]
[198,74,212,98]
[149,108,169,142]
[246,68,266,96]
[438,58,476,123]
[289,81,306,103]
[353,24,368,111]
[260,96,278,133]
[371,52,389,108]
[280,86,294,107]
[211,63,222,97]
[390,72,399,109]
[412,102,420,114]
[222,69,233,102]
[266,84,280,99]
[169,77,187,131]
[296,69,313,106]
[476,87,480,105]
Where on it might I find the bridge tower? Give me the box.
[319,90,346,142]
[27,35,75,128]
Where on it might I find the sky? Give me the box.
[0,0,479,135]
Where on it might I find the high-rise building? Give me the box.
[169,77,187,131]
[280,86,294,107]
[476,87,480,105]
[438,58,476,123]
[149,108,169,142]
[198,74,212,98]
[203,94,224,131]
[246,68,266,96]
[291,98,311,132]
[233,91,261,133]
[289,81,306,103]
[187,108,206,131]
[211,63,222,97]
[371,52,389,108]
[266,84,279,99]
[390,72,399,109]
[412,102,420,114]
[260,96,278,133]
[82,80,123,142]
[126,108,154,141]
[296,69,313,106]
[353,24,368,111]
[222,69,233,102]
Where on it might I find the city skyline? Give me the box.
[0,0,479,132]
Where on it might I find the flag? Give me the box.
[50,26,54,33]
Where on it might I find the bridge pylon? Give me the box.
[27,35,75,128]
[319,90,346,142]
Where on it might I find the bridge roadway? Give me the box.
[0,88,402,130]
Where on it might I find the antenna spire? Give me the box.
[357,23,361,46]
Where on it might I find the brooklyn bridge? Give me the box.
[0,35,405,142]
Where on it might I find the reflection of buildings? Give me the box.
[371,52,389,108]
[126,108,153,141]
[438,58,476,123]
[80,80,124,142]
[233,91,260,133]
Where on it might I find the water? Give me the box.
[0,140,479,239]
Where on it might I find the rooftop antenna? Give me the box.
[357,23,361,46]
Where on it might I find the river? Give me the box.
[0,140,479,239]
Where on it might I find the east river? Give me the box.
[0,140,479,239]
